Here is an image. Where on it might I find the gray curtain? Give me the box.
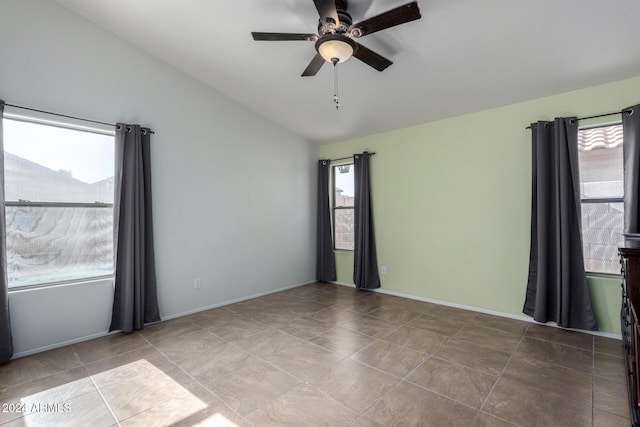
[0,101,13,361]
[317,160,336,282]
[109,124,160,332]
[524,118,597,330]
[623,105,640,234]
[353,152,380,290]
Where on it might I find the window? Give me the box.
[333,163,354,250]
[3,117,115,288]
[578,123,624,274]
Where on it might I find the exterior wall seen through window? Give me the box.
[333,163,354,250]
[578,124,624,274]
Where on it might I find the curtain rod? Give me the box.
[2,102,155,134]
[525,108,633,130]
[325,152,376,162]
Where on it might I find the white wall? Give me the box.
[0,0,316,356]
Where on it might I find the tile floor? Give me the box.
[0,282,630,426]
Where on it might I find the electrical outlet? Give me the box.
[381,265,387,275]
[193,277,201,289]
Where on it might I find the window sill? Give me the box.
[8,275,114,293]
[586,271,622,279]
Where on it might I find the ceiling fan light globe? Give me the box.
[316,35,357,63]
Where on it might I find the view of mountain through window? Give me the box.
[3,118,115,287]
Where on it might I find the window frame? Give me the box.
[2,113,116,290]
[331,161,354,251]
[578,121,624,276]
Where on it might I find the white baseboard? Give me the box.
[161,280,316,321]
[13,278,619,359]
[13,330,115,359]
[11,279,316,359]
[330,281,621,340]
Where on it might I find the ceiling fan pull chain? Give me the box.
[333,58,340,110]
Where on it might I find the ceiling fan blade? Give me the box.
[349,1,421,37]
[313,0,340,26]
[301,53,326,77]
[252,32,316,41]
[353,42,393,72]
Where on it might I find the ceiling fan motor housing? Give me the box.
[318,0,353,35]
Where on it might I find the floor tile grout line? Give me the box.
[593,349,625,360]
[1,364,78,393]
[353,365,494,425]
[514,336,597,376]
[458,321,530,339]
[376,338,443,356]
[304,320,409,357]
[403,353,434,381]
[475,410,522,427]
[199,294,403,361]
[402,316,524,421]
[231,302,406,421]
[351,336,430,368]
[441,336,520,358]
[5,336,155,393]
[141,318,320,425]
[1,345,86,390]
[176,336,334,420]
[0,368,105,426]
[231,301,431,422]
[331,322,405,341]
[76,341,154,368]
[223,316,370,361]
[402,369,494,413]
[524,331,597,352]
[348,348,512,416]
[134,330,249,425]
[351,375,406,424]
[346,351,424,381]
[477,325,529,416]
[88,372,120,426]
[229,336,347,380]
[242,376,360,424]
[426,354,507,378]
[113,388,200,426]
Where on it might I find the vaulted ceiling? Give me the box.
[56,0,640,144]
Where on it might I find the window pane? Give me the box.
[6,206,113,287]
[578,125,623,199]
[334,164,354,207]
[581,202,624,274]
[578,124,624,274]
[3,118,115,287]
[333,163,355,250]
[335,208,354,250]
[3,119,114,203]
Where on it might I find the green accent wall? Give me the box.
[320,76,640,335]
[588,275,622,334]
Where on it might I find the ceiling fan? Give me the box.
[251,0,422,77]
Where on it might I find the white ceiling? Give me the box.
[56,0,640,144]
